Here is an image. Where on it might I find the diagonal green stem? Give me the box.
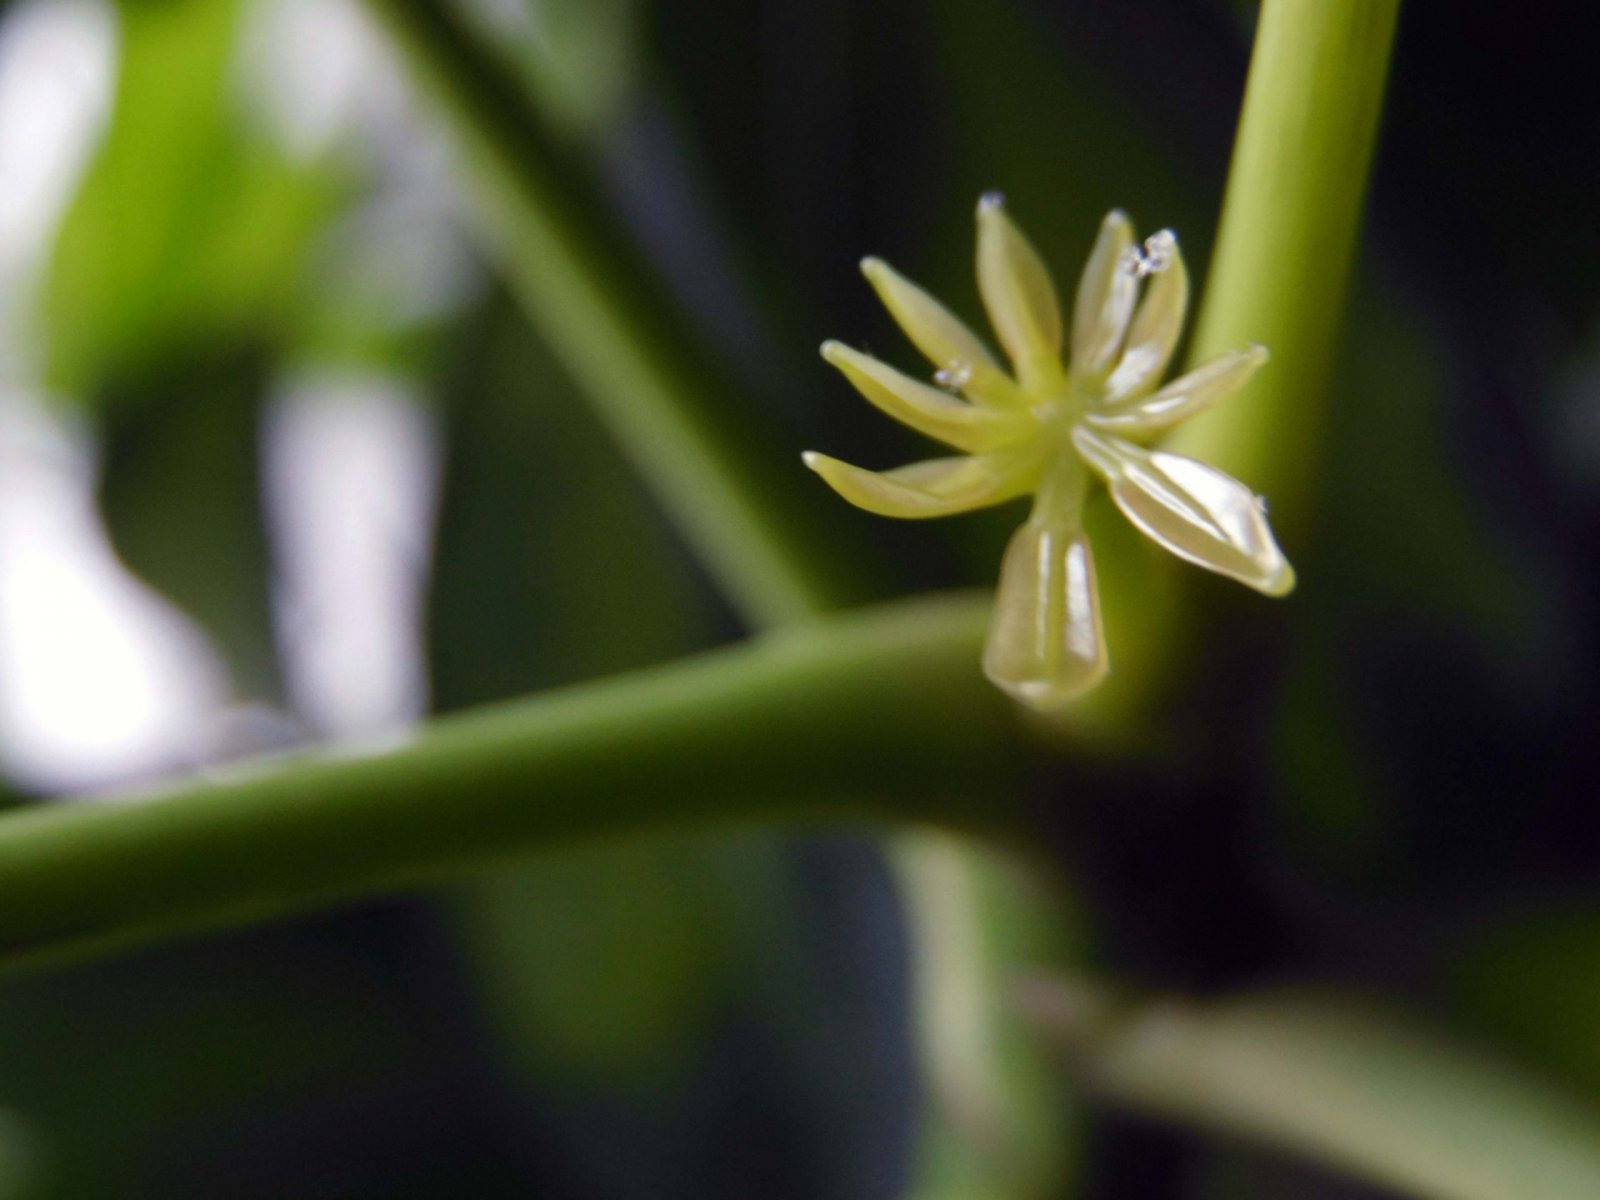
[0,595,1044,976]
[1174,0,1402,525]
[366,0,871,626]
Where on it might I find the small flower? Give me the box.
[804,195,1293,709]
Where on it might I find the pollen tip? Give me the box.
[1247,341,1271,363]
[819,339,844,362]
[978,190,1005,213]
[859,256,885,278]
[800,450,825,471]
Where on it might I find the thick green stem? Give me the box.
[1175,0,1401,524]
[0,596,1037,975]
[366,0,870,626]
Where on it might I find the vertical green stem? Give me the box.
[1175,0,1402,526]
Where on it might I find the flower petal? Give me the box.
[1072,427,1294,595]
[802,449,1032,519]
[1104,230,1188,401]
[1089,345,1269,438]
[1070,210,1137,380]
[982,521,1109,708]
[859,257,1022,405]
[821,341,1029,453]
[975,194,1064,391]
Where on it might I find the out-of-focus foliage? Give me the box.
[42,0,334,401]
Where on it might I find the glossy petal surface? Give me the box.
[1104,231,1188,401]
[821,341,1028,453]
[801,450,1031,519]
[1072,427,1294,595]
[1090,345,1269,437]
[983,522,1108,708]
[1070,210,1136,380]
[976,195,1064,391]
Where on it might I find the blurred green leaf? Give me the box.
[1446,909,1600,1102]
[43,0,333,399]
[1030,982,1600,1200]
[900,834,1083,1200]
[463,840,732,1082]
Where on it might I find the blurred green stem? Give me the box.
[0,595,1046,975]
[1024,980,1600,1200]
[367,0,868,626]
[1175,0,1401,521]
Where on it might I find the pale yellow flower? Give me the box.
[804,195,1293,709]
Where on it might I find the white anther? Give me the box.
[1119,230,1178,278]
[934,360,974,392]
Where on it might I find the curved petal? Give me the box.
[1072,427,1294,595]
[1070,210,1137,380]
[1104,230,1189,401]
[982,521,1108,708]
[821,342,1030,453]
[975,194,1064,392]
[1089,345,1269,438]
[802,449,1032,519]
[858,257,1023,405]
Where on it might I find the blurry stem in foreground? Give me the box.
[0,595,1047,976]
[1176,0,1402,521]
[1022,978,1600,1200]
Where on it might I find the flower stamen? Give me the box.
[1119,230,1179,279]
[933,361,974,392]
